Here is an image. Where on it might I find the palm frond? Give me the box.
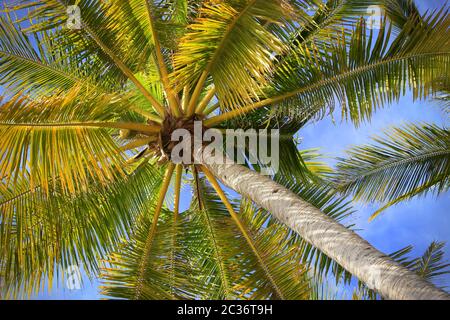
[186,171,237,299]
[0,160,164,298]
[289,0,419,46]
[0,10,162,121]
[206,8,450,126]
[270,8,450,123]
[100,209,185,300]
[219,112,317,183]
[334,123,449,219]
[0,15,105,97]
[134,164,175,299]
[173,0,306,112]
[0,88,154,194]
[18,0,168,114]
[300,148,334,178]
[101,166,205,300]
[431,78,450,114]
[21,0,150,74]
[383,0,421,28]
[413,241,450,286]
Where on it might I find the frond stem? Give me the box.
[203,102,220,116]
[170,164,183,295]
[119,137,156,153]
[194,166,231,297]
[135,163,175,299]
[144,2,181,116]
[196,87,216,114]
[0,121,161,134]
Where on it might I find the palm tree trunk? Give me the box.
[193,144,450,300]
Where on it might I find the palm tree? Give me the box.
[0,0,449,299]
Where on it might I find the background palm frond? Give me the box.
[100,209,195,300]
[334,123,449,220]
[287,0,420,48]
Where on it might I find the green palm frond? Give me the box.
[0,11,162,120]
[220,113,323,183]
[260,144,335,184]
[23,0,152,75]
[100,167,209,300]
[1,0,193,98]
[232,128,334,190]
[186,172,241,299]
[105,0,192,53]
[278,0,422,72]
[172,0,308,113]
[383,0,421,28]
[0,160,164,298]
[130,63,166,114]
[300,149,334,178]
[413,241,450,285]
[290,0,417,45]
[206,8,449,126]
[100,209,189,300]
[432,79,450,114]
[334,123,449,220]
[270,10,450,123]
[20,0,181,114]
[0,88,156,194]
[223,131,311,183]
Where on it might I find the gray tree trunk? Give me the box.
[192,143,450,300]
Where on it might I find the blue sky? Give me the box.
[9,0,450,299]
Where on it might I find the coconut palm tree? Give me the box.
[0,0,449,299]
